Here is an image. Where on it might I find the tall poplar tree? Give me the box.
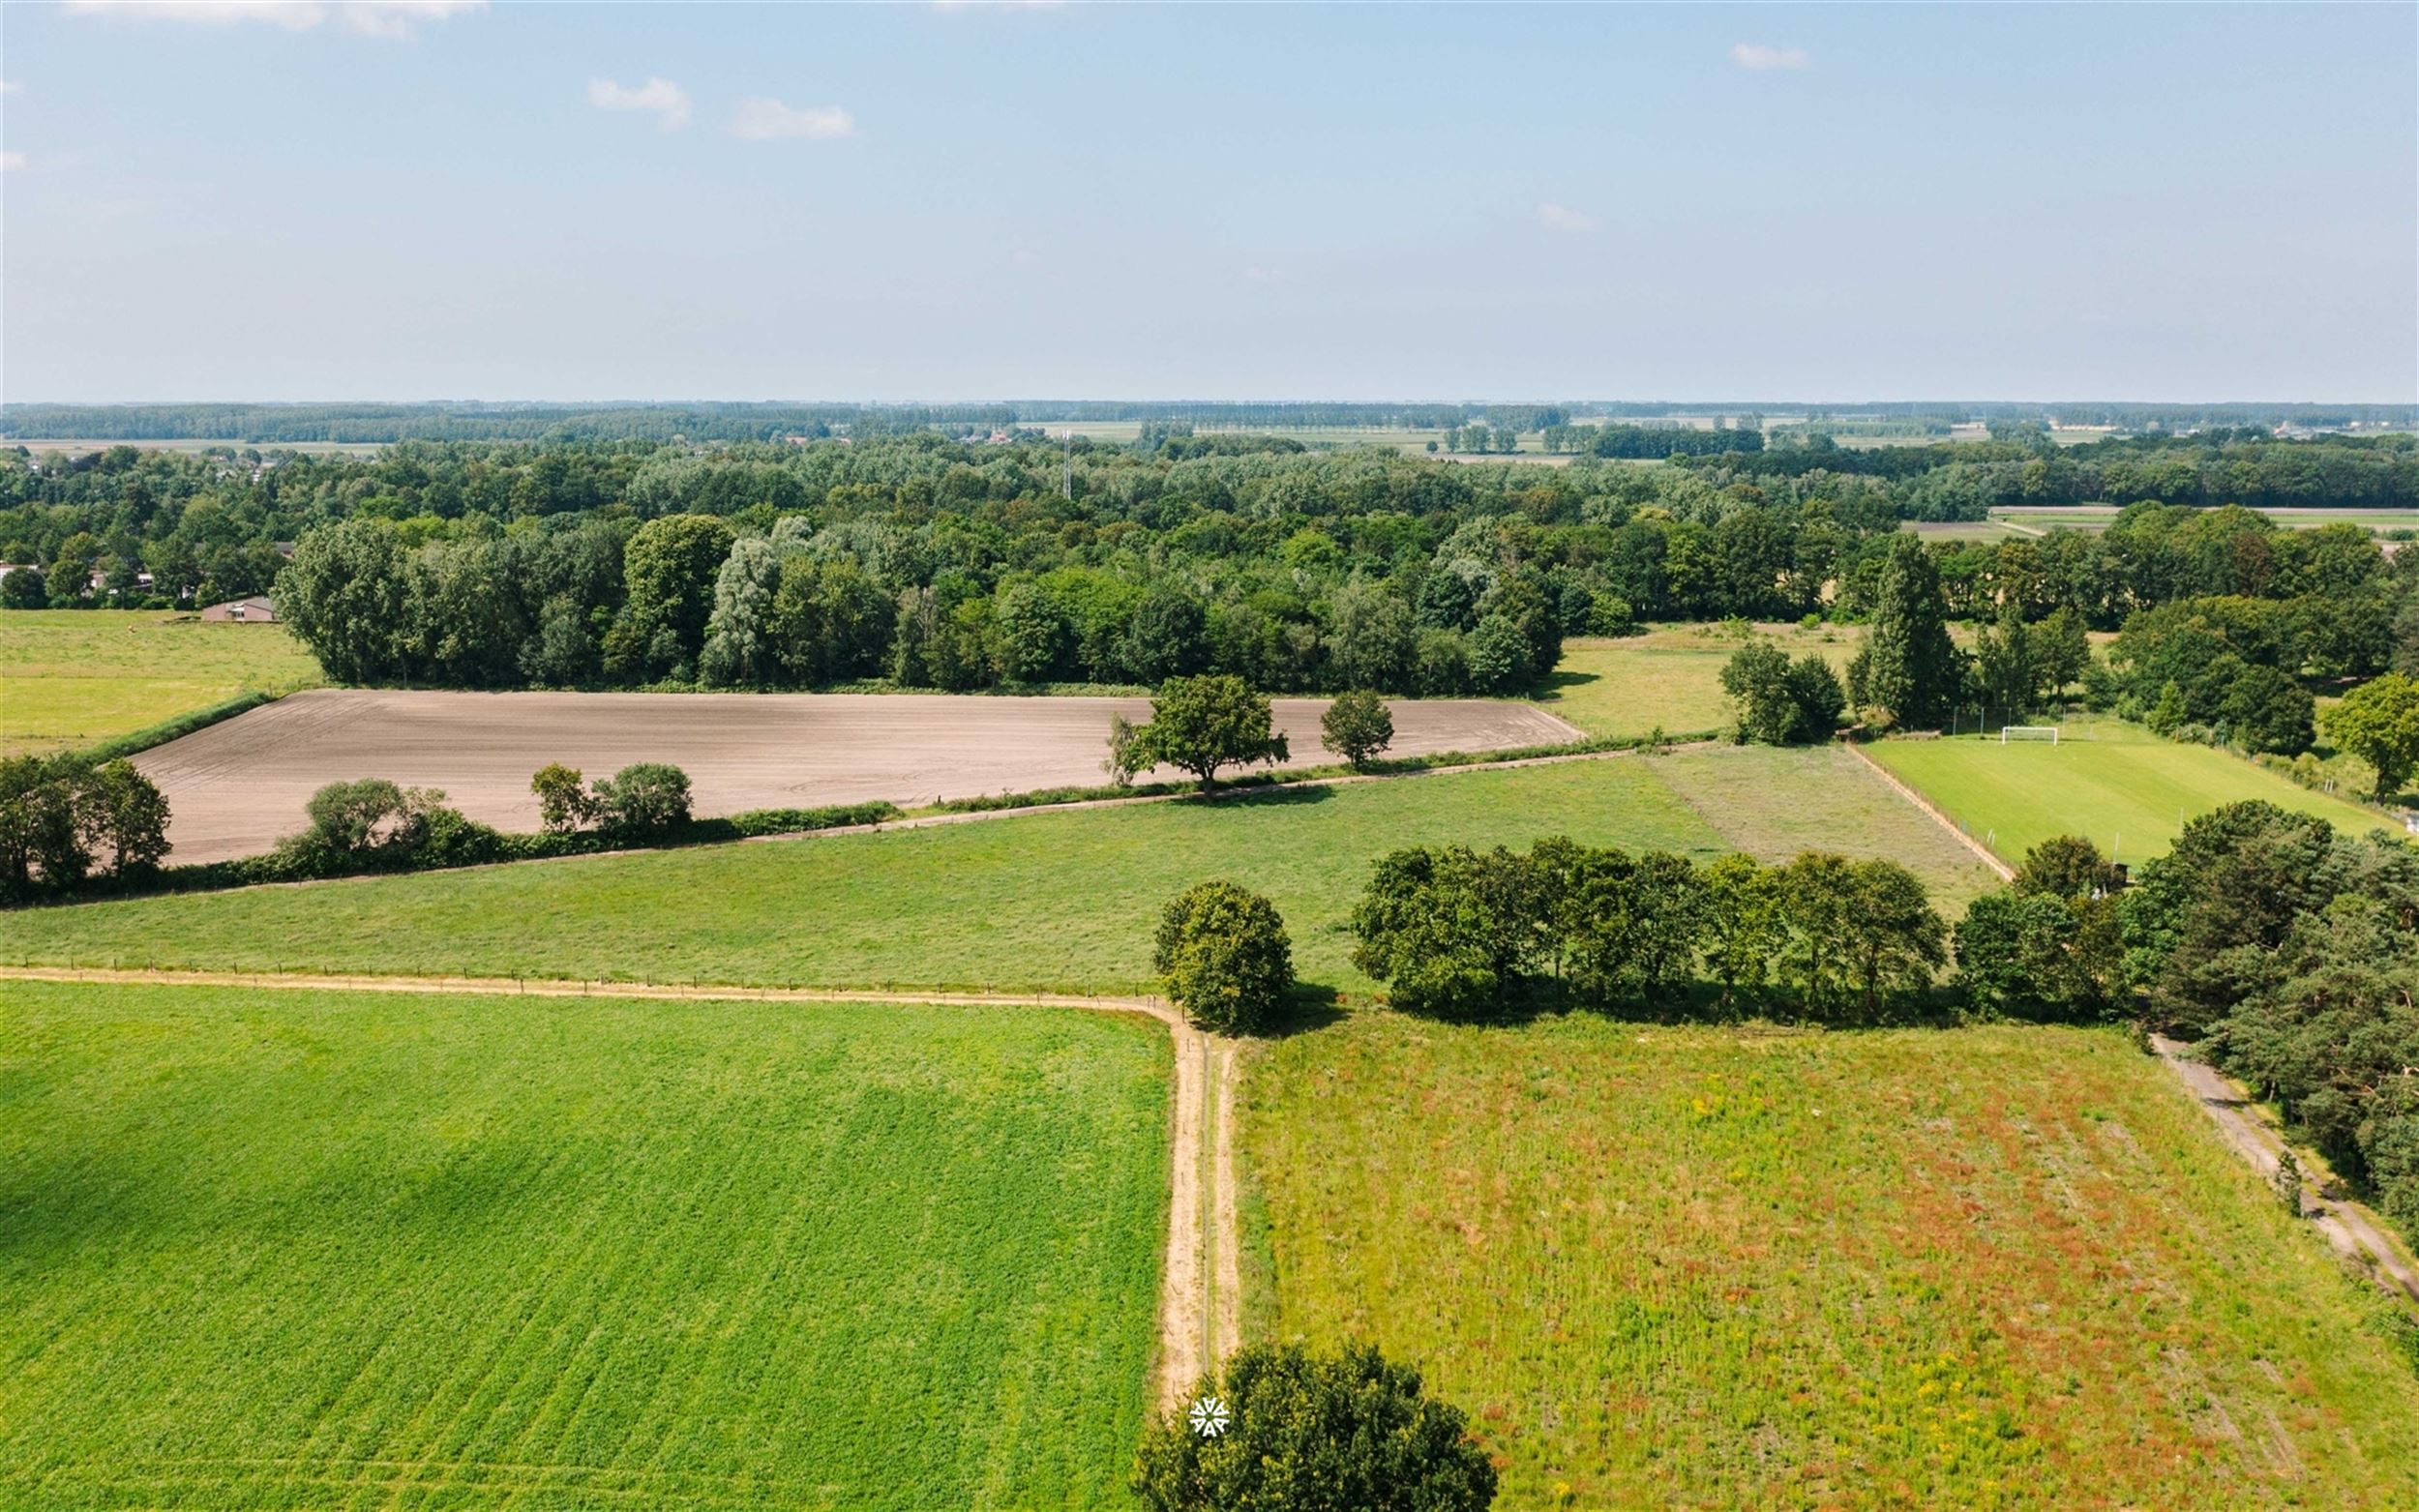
[1857,536,1963,728]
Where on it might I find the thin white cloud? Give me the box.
[1,152,25,172]
[588,76,692,132]
[1536,201,1598,233]
[1731,43,1809,72]
[62,2,484,39]
[1,80,21,95]
[729,97,854,142]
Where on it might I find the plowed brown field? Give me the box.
[135,689,1583,862]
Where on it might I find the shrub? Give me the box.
[1153,880,1295,1033]
[0,565,47,608]
[530,762,597,832]
[1133,1343,1495,1512]
[302,778,413,854]
[592,762,693,833]
[1320,689,1394,770]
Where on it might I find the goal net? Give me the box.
[2001,726,2060,745]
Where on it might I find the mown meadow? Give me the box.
[1239,1012,2419,1510]
[1864,721,2390,867]
[1536,622,1866,742]
[0,980,1170,1510]
[0,608,322,756]
[2,748,2000,995]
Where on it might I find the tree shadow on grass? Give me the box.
[1200,783,1337,810]
[1250,983,1348,1040]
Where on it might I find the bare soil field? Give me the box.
[134,689,1582,863]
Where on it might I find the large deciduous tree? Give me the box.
[700,536,782,687]
[1320,689,1394,769]
[1153,879,1294,1033]
[1123,674,1290,788]
[2325,671,2419,802]
[609,514,735,681]
[1721,640,1845,744]
[277,519,412,683]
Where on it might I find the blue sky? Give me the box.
[2,2,2412,402]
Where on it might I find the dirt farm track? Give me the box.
[134,689,1584,864]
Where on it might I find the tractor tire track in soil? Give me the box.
[0,965,1240,1412]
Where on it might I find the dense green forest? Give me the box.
[2,430,2411,699]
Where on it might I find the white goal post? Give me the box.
[2001,726,2060,745]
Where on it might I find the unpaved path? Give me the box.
[0,964,1239,1410]
[2154,1036,2419,1304]
[1849,743,2419,1304]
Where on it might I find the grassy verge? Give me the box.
[0,748,1988,996]
[1240,1012,2419,1508]
[75,689,281,762]
[0,980,1170,1510]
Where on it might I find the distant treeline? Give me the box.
[5,400,2410,446]
[3,433,2409,699]
[1708,430,2419,518]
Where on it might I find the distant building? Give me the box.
[201,595,277,623]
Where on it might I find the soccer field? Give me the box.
[0,980,1170,1509]
[1863,724,2390,866]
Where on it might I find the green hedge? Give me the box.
[79,691,282,763]
[11,800,902,908]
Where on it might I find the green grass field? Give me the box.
[1240,1012,2419,1509]
[0,979,1169,1510]
[1538,624,1867,741]
[0,608,322,756]
[1863,723,2392,867]
[1,749,2002,993]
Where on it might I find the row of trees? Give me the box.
[1349,840,1949,1023]
[276,511,1574,695]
